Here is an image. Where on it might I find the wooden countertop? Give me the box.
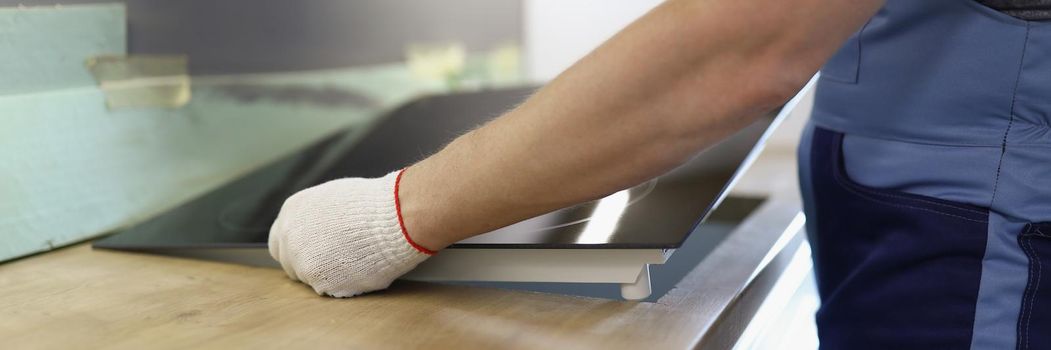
[0,88,813,350]
[0,202,801,350]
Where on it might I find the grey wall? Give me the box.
[3,0,521,74]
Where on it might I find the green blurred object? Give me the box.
[405,41,523,90]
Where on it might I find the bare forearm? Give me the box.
[402,0,882,250]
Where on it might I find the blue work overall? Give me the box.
[799,0,1051,349]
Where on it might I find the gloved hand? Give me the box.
[268,170,436,297]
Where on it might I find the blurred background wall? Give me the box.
[523,0,662,80]
[0,0,522,74]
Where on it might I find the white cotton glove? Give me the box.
[268,170,435,298]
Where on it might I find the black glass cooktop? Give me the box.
[95,86,780,251]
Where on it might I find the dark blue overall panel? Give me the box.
[806,127,990,349]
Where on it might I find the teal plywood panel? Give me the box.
[0,3,523,263]
[0,63,454,262]
[0,3,126,95]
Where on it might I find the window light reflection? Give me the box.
[576,190,631,244]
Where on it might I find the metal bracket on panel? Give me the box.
[86,54,191,109]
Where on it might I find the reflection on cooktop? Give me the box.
[95,86,779,250]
